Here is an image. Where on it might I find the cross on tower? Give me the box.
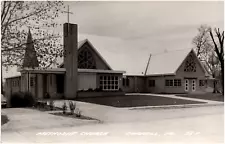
[63,5,73,33]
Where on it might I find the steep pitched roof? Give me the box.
[145,48,207,76]
[22,29,39,68]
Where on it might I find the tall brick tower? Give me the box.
[63,23,78,99]
[22,29,39,68]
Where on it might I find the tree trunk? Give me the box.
[1,70,3,95]
[221,61,224,94]
[212,73,216,93]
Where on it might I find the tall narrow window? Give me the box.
[184,53,196,72]
[30,77,34,87]
[199,80,205,87]
[78,47,96,69]
[122,78,130,87]
[149,80,155,87]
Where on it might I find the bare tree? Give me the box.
[1,1,65,94]
[192,25,220,93]
[209,28,224,94]
[192,25,212,58]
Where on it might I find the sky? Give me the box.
[3,1,224,78]
[58,1,224,51]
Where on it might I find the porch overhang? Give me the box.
[78,69,125,74]
[19,68,66,74]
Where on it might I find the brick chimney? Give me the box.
[63,23,78,99]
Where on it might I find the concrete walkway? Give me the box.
[1,108,99,132]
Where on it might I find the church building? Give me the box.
[5,23,212,102]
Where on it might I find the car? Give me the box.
[1,94,7,108]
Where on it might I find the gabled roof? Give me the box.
[145,48,207,76]
[55,34,150,75]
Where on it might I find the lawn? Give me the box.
[176,93,224,102]
[76,95,206,108]
[1,115,9,125]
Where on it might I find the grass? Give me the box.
[1,115,9,125]
[176,93,224,102]
[76,95,206,108]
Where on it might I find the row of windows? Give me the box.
[99,76,119,91]
[165,79,182,87]
[11,80,20,87]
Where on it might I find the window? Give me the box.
[184,53,196,72]
[199,80,205,87]
[165,79,181,87]
[165,80,170,86]
[30,77,34,87]
[174,79,181,86]
[122,78,130,87]
[149,80,155,87]
[78,47,96,69]
[169,80,173,86]
[99,75,119,91]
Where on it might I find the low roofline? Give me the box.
[78,69,125,74]
[145,73,176,77]
[19,67,125,74]
[124,74,145,77]
[20,68,66,74]
[5,75,21,80]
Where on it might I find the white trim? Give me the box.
[20,68,66,74]
[78,69,125,74]
[19,67,124,74]
[145,73,176,77]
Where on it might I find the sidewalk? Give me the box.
[53,97,223,123]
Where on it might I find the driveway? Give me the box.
[2,106,223,143]
[1,108,100,132]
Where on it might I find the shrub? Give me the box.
[62,101,67,114]
[44,92,50,99]
[10,91,36,108]
[75,108,81,117]
[95,88,102,92]
[69,101,76,114]
[87,88,93,92]
[49,100,55,111]
[23,92,36,107]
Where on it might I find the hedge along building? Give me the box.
[5,23,213,103]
